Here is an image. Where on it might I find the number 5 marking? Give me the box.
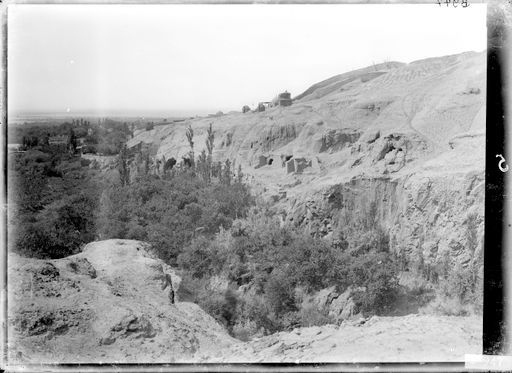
[497,154,509,173]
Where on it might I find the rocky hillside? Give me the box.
[9,51,485,365]
[8,239,481,364]
[127,51,485,273]
[7,240,237,364]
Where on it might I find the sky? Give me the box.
[8,3,487,117]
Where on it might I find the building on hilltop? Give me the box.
[271,91,292,107]
[256,102,271,112]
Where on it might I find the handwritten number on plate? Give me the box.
[497,154,509,173]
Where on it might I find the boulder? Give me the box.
[329,288,361,322]
[312,286,338,309]
[360,129,380,144]
[311,286,363,323]
[99,314,157,345]
[66,257,97,278]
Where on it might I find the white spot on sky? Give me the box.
[70,60,75,64]
[66,108,71,113]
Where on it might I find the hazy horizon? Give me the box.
[8,4,486,115]
[9,108,211,120]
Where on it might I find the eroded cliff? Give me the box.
[126,51,485,274]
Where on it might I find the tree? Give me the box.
[118,145,130,186]
[222,159,232,185]
[186,124,195,170]
[68,128,77,154]
[143,151,151,175]
[206,123,215,183]
[197,150,208,182]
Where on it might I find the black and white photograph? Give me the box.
[4,0,490,367]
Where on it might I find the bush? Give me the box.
[14,223,53,259]
[176,272,206,303]
[235,292,277,336]
[422,262,482,316]
[264,269,297,316]
[175,209,404,336]
[97,172,254,265]
[177,273,239,331]
[13,192,98,259]
[349,252,400,316]
[10,149,102,259]
[232,319,261,342]
[178,236,222,279]
[125,222,147,241]
[297,303,333,328]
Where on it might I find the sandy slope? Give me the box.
[214,315,481,363]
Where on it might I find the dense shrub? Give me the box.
[14,223,54,259]
[350,253,400,315]
[297,303,334,328]
[178,236,223,279]
[422,261,482,316]
[9,151,101,258]
[176,273,240,331]
[177,208,403,339]
[98,172,254,265]
[264,269,297,316]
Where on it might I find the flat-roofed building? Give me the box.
[272,91,292,107]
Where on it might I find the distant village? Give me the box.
[9,90,294,158]
[8,117,134,156]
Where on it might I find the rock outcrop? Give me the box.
[311,286,362,323]
[8,240,237,364]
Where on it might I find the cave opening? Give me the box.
[165,157,177,170]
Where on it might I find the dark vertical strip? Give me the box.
[484,5,507,355]
[1,4,7,367]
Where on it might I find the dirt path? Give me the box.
[214,314,482,363]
